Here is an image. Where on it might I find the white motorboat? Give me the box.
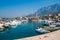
[38,19,46,24]
[6,22,11,25]
[47,20,55,23]
[56,22,60,25]
[10,20,22,26]
[20,17,28,22]
[49,24,56,27]
[21,20,28,22]
[38,19,45,22]
[5,20,22,28]
[53,24,60,30]
[35,28,50,33]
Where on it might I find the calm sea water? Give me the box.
[0,22,42,40]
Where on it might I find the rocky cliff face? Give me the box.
[27,3,60,17]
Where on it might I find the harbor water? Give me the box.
[0,22,42,40]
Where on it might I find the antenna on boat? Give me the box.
[32,12,34,27]
[35,12,37,19]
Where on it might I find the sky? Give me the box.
[0,0,60,18]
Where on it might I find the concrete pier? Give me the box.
[15,30,60,40]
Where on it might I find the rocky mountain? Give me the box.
[26,3,60,17]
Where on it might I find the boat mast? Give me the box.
[36,12,38,27]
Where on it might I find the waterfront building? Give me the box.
[31,17,39,22]
[20,17,28,22]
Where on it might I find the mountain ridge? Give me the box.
[26,3,60,17]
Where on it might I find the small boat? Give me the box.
[47,20,55,23]
[0,27,5,32]
[56,22,60,25]
[10,20,22,26]
[49,23,60,28]
[35,28,50,33]
[20,17,28,22]
[21,20,28,22]
[53,24,60,30]
[38,19,45,23]
[35,26,60,33]
[42,24,49,26]
[0,24,6,32]
[49,24,56,27]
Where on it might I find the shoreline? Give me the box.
[15,30,60,40]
